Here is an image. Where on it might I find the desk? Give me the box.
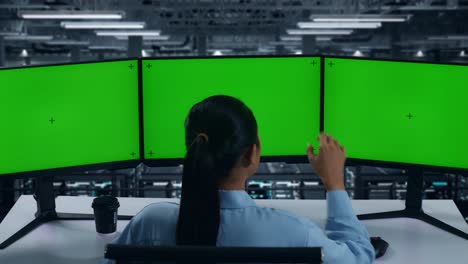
[0,195,467,263]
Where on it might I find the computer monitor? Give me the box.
[142,56,321,163]
[324,57,468,171]
[0,60,141,177]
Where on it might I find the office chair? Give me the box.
[105,244,322,264]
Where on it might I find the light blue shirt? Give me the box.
[103,190,375,264]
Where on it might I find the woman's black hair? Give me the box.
[176,95,259,246]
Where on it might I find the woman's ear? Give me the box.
[241,144,255,168]
[241,144,260,169]
[252,143,260,166]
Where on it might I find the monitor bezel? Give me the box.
[0,58,142,179]
[322,55,468,174]
[140,55,321,167]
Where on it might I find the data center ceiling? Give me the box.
[0,0,467,63]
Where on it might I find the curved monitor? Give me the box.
[142,56,321,163]
[0,60,141,176]
[324,57,468,171]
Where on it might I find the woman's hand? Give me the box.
[307,133,346,191]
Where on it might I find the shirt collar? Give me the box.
[219,190,257,209]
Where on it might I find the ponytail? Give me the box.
[176,135,220,245]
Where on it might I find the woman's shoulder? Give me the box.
[143,201,180,211]
[254,206,318,230]
[132,202,180,225]
[120,202,179,245]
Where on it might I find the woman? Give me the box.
[104,95,374,263]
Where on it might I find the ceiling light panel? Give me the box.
[310,14,411,23]
[95,30,161,36]
[287,29,353,35]
[297,22,381,29]
[18,11,124,20]
[61,21,145,29]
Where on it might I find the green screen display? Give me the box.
[324,58,468,169]
[143,57,321,159]
[0,60,140,175]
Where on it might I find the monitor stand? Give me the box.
[357,168,468,240]
[0,176,133,249]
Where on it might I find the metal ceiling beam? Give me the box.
[0,4,51,9]
[0,36,5,67]
[128,36,142,57]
